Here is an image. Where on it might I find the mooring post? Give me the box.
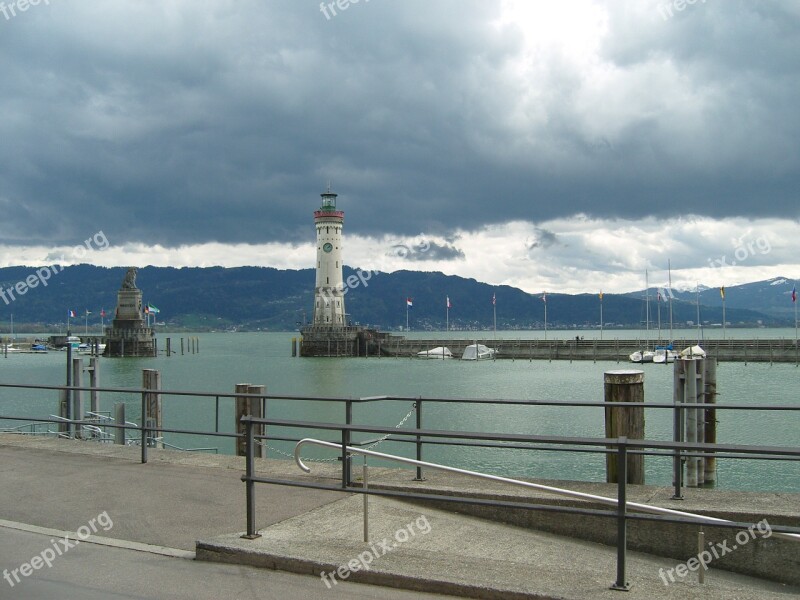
[704,358,717,484]
[166,337,171,357]
[684,358,698,487]
[143,369,162,449]
[248,384,266,459]
[696,358,706,486]
[291,337,297,357]
[181,337,184,355]
[672,359,685,499]
[71,357,84,439]
[234,383,252,457]
[604,370,645,484]
[114,402,126,445]
[88,357,100,414]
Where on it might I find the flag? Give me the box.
[446,296,451,309]
[101,308,106,318]
[85,309,92,316]
[147,304,160,314]
[541,292,547,303]
[720,286,725,300]
[492,292,496,306]
[657,291,662,302]
[599,291,603,301]
[68,310,76,318]
[792,285,797,303]
[144,305,149,314]
[406,297,413,307]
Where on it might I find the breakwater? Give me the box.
[301,333,800,362]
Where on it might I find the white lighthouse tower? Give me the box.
[312,186,346,326]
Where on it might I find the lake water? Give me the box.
[1,329,798,492]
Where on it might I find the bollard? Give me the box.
[72,358,84,439]
[704,358,717,484]
[604,370,645,484]
[143,369,162,449]
[235,384,265,458]
[685,359,698,487]
[114,402,126,445]
[89,357,100,414]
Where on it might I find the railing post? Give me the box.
[140,390,148,464]
[611,437,631,591]
[241,416,261,539]
[343,400,352,488]
[414,399,424,481]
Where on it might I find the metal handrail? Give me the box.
[294,438,800,543]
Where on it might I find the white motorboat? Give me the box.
[652,346,679,364]
[416,346,453,359]
[461,343,497,361]
[629,350,655,363]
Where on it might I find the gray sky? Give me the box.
[0,0,798,293]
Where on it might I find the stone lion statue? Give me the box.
[121,267,138,289]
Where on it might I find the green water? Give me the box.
[1,330,798,492]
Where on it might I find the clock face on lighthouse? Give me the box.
[323,243,333,253]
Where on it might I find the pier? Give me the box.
[325,336,800,363]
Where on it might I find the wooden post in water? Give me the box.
[114,402,126,445]
[291,337,297,357]
[604,370,645,484]
[695,358,705,486]
[181,337,184,355]
[704,358,717,484]
[143,369,162,449]
[235,383,265,458]
[88,357,100,414]
[72,357,84,439]
[684,358,698,487]
[166,338,171,357]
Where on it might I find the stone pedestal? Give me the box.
[104,269,156,357]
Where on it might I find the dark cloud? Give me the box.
[0,1,798,250]
[526,228,560,250]
[387,240,465,262]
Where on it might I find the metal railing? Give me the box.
[240,416,800,591]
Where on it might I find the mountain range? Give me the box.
[0,265,794,332]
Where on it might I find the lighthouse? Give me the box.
[312,186,346,326]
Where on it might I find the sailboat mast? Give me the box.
[645,270,650,348]
[668,260,674,342]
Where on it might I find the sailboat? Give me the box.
[630,272,655,363]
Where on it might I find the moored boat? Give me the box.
[416,346,453,359]
[462,343,497,361]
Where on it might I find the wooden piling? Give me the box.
[604,369,645,484]
[143,369,163,449]
[235,383,265,458]
[88,357,100,414]
[166,337,171,357]
[114,402,126,445]
[704,358,717,484]
[72,357,84,439]
[181,337,184,355]
[684,358,698,487]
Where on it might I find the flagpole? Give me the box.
[493,292,497,341]
[543,292,547,341]
[406,300,409,332]
[446,301,449,333]
[668,260,673,342]
[722,287,727,341]
[600,292,603,340]
[84,312,88,335]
